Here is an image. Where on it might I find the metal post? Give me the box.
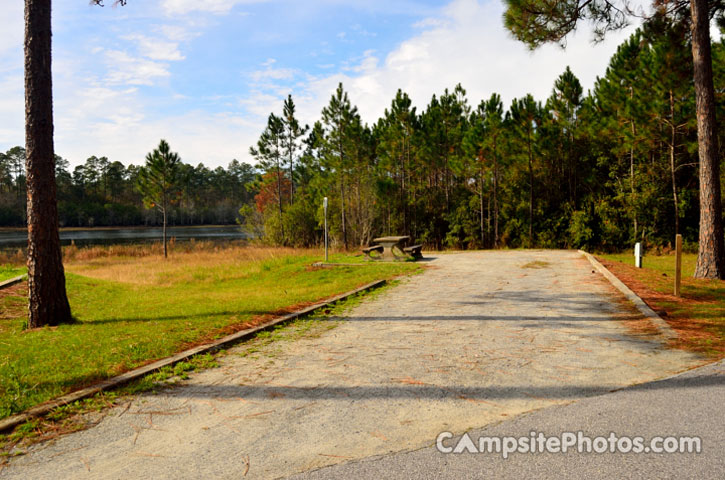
[675,234,682,297]
[323,197,328,263]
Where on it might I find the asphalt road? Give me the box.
[292,358,725,480]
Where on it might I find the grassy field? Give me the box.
[598,252,725,358]
[0,243,421,420]
[0,266,25,283]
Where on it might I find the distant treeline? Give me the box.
[0,149,256,228]
[2,22,725,251]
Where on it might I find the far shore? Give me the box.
[0,224,240,232]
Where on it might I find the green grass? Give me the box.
[0,248,420,420]
[600,252,698,278]
[0,266,25,283]
[0,285,390,452]
[599,252,725,358]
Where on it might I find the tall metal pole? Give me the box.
[324,197,328,262]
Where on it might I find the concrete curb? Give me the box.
[579,250,677,340]
[0,275,26,290]
[0,279,387,433]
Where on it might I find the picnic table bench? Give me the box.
[362,244,384,256]
[403,244,423,259]
[362,236,423,261]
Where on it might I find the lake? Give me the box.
[0,225,249,249]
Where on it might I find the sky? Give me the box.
[0,0,645,169]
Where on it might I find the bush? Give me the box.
[568,210,594,249]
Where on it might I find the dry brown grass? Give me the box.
[599,255,725,359]
[63,241,323,285]
[0,248,25,266]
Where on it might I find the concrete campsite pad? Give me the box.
[2,251,702,479]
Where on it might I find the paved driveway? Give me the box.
[293,359,725,480]
[2,251,702,479]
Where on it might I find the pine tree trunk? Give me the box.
[338,138,347,250]
[402,139,409,235]
[629,86,638,242]
[288,136,294,204]
[527,131,534,247]
[486,179,492,248]
[162,205,168,258]
[25,0,72,328]
[493,139,499,247]
[277,160,284,245]
[479,170,485,247]
[690,0,725,279]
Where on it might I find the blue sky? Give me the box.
[0,0,641,168]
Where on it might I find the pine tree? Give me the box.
[24,0,72,328]
[482,94,506,247]
[546,67,583,208]
[592,32,649,242]
[503,0,725,278]
[643,18,695,236]
[281,95,308,203]
[510,94,541,247]
[376,89,418,236]
[137,140,183,258]
[321,83,358,249]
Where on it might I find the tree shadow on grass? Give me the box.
[80,310,276,325]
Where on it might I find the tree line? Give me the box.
[246,21,725,252]
[0,147,256,227]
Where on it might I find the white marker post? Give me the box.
[634,242,643,268]
[323,197,328,263]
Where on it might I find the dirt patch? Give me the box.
[598,257,725,359]
[521,261,550,269]
[0,283,27,321]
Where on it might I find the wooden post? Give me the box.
[675,234,683,297]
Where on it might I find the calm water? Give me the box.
[0,225,249,248]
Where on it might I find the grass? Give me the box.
[0,266,25,283]
[0,242,421,421]
[0,285,391,456]
[598,252,725,358]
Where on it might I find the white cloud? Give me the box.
[122,34,185,61]
[280,0,642,130]
[103,50,171,86]
[162,0,266,16]
[0,74,23,147]
[250,67,297,82]
[98,27,190,87]
[53,80,256,168]
[159,25,199,43]
[0,3,23,59]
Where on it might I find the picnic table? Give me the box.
[362,236,423,261]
